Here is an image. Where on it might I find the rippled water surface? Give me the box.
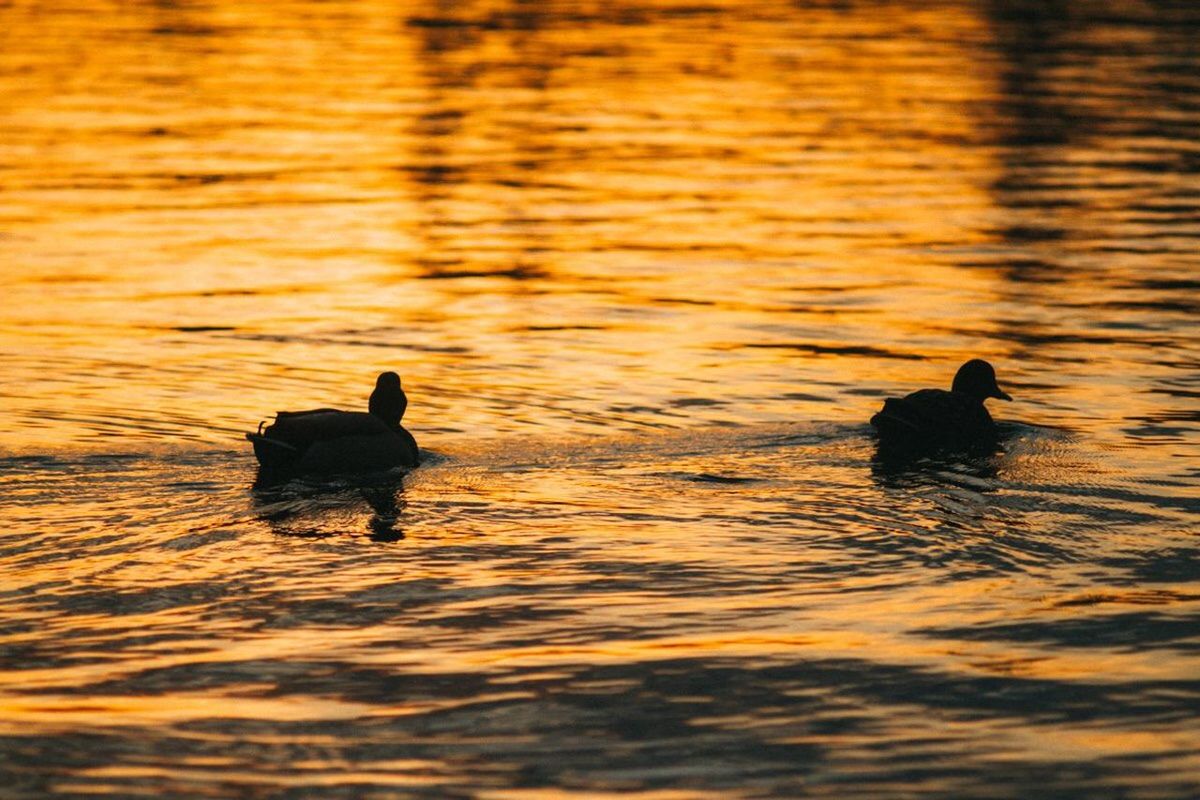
[2,1,1199,797]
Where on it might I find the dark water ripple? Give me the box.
[3,417,1199,796]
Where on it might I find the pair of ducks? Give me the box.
[249,360,1014,475]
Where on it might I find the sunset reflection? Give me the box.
[1,1,1198,798]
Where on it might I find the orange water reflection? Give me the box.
[1,1,1198,797]
[2,0,1195,452]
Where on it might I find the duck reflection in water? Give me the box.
[869,445,1003,491]
[252,472,407,543]
[870,359,1014,465]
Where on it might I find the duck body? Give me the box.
[247,409,420,475]
[870,359,1012,453]
[246,371,420,477]
[871,389,997,450]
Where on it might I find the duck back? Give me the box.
[270,410,390,450]
[871,389,995,450]
[248,409,418,474]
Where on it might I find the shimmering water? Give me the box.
[2,1,1198,797]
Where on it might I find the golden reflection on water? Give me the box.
[3,0,1194,450]
[1,0,1199,797]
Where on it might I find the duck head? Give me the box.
[375,371,402,391]
[951,359,1012,403]
[369,371,407,427]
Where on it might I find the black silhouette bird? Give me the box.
[246,371,419,478]
[368,371,407,430]
[870,359,1012,451]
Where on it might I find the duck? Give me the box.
[246,372,420,475]
[870,359,1012,451]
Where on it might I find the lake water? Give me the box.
[2,1,1198,797]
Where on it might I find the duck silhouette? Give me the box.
[368,371,407,429]
[247,372,420,477]
[870,359,1012,452]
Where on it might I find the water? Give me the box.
[2,1,1198,797]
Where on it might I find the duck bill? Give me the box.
[992,388,1013,401]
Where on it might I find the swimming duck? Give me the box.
[870,359,1012,451]
[246,372,420,475]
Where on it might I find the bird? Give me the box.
[870,359,1012,452]
[368,371,407,430]
[246,371,419,478]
